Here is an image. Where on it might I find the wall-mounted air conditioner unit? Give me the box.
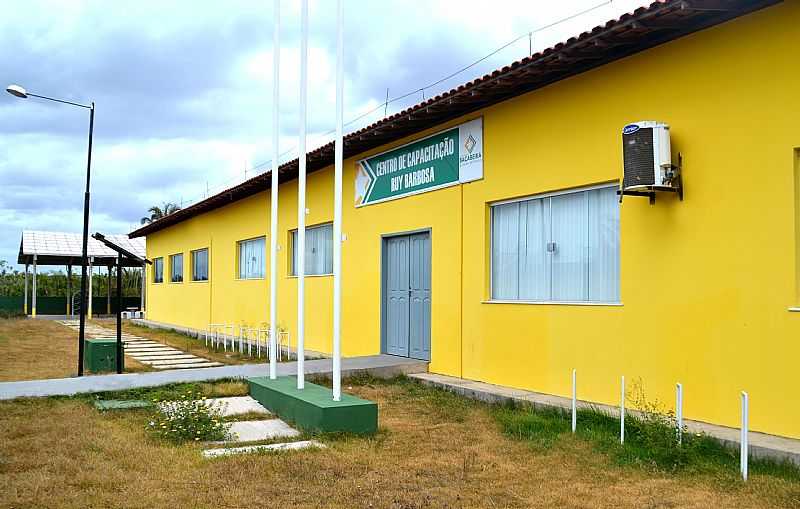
[619,121,682,204]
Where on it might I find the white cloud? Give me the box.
[0,0,649,268]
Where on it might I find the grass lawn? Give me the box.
[91,319,276,366]
[0,318,150,382]
[1,376,798,508]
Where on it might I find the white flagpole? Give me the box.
[332,0,344,402]
[269,0,280,380]
[297,0,308,390]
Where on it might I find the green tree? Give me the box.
[140,202,181,225]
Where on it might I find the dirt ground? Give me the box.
[1,378,798,509]
[0,318,149,381]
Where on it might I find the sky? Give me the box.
[1,0,648,270]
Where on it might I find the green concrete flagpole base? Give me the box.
[248,376,377,435]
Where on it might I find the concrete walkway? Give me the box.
[0,355,427,400]
[410,372,800,467]
[58,320,223,370]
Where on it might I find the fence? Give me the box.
[0,296,141,315]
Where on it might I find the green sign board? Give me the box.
[355,117,483,207]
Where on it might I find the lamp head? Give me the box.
[6,84,28,98]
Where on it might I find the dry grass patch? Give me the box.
[0,318,149,382]
[1,377,799,508]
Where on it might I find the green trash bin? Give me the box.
[83,338,123,373]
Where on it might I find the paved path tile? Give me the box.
[55,320,221,371]
[226,419,300,442]
[202,440,324,458]
[204,396,271,417]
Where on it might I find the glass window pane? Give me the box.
[491,202,520,299]
[154,258,163,283]
[192,249,208,281]
[518,199,551,301]
[170,254,183,283]
[588,187,620,302]
[551,191,588,301]
[238,238,265,279]
[292,224,333,276]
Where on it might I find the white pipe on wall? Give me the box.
[571,369,576,433]
[741,391,749,481]
[332,0,344,402]
[620,375,625,444]
[269,0,281,381]
[296,0,308,390]
[676,383,683,445]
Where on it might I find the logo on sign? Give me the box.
[622,124,640,135]
[464,134,477,154]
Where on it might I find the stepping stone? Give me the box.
[126,347,182,354]
[145,358,215,366]
[202,440,324,458]
[128,348,186,354]
[204,396,271,417]
[153,362,223,370]
[95,400,152,411]
[134,355,198,362]
[225,419,300,442]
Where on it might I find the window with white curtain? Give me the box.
[170,253,184,283]
[291,223,333,276]
[491,185,619,303]
[192,248,209,281]
[238,237,265,279]
[153,258,163,283]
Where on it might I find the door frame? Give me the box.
[380,227,432,358]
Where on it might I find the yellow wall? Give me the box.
[145,3,800,439]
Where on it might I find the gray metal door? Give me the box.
[384,232,431,360]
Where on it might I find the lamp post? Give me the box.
[6,84,95,377]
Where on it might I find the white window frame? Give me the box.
[290,222,333,277]
[191,248,209,282]
[488,182,621,305]
[237,236,266,280]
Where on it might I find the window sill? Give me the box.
[190,280,209,284]
[482,300,623,307]
[287,274,333,278]
[235,277,265,281]
[788,307,800,313]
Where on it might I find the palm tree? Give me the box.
[140,202,181,224]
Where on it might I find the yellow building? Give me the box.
[130,1,800,440]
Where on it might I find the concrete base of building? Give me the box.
[409,372,800,467]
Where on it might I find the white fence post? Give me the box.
[620,375,625,444]
[741,391,749,481]
[676,382,683,445]
[571,369,577,433]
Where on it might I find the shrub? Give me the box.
[147,390,231,443]
[622,378,693,470]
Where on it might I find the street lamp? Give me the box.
[7,83,95,377]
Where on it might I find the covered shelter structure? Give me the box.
[17,230,146,318]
